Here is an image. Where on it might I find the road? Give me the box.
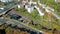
[0,17,44,34]
[0,3,45,34]
[8,11,45,33]
[1,1,55,34]
[0,4,18,16]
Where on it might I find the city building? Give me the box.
[22,0,27,5]
[55,0,60,2]
[18,4,23,8]
[34,6,44,16]
[25,5,34,13]
[28,0,37,5]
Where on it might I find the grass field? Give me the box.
[40,0,60,15]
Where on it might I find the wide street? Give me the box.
[0,17,44,34]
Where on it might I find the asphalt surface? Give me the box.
[0,17,44,34]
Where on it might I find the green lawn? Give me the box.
[13,2,60,30]
[14,8,53,28]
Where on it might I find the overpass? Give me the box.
[0,4,18,16]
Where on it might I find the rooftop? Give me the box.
[55,0,60,2]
